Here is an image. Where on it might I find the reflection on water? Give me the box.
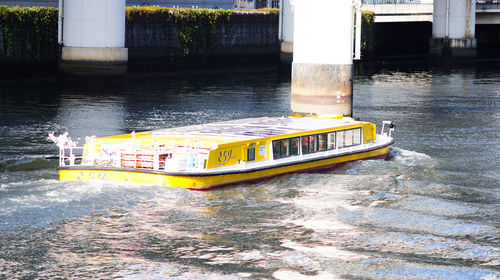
[0,63,499,279]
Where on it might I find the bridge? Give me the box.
[362,0,500,24]
[0,0,270,9]
[5,0,499,25]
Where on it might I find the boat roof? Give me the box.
[150,116,360,140]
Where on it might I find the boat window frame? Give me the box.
[272,140,281,159]
[318,133,327,151]
[289,137,299,156]
[280,138,290,158]
[301,132,336,155]
[337,127,362,148]
[272,137,300,159]
[301,136,309,155]
[247,147,255,162]
[274,127,364,159]
[308,135,318,153]
[327,132,336,150]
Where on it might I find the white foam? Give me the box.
[391,147,435,167]
[273,269,341,280]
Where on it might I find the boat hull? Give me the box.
[59,145,390,190]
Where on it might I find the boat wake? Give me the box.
[389,147,435,167]
[0,156,58,172]
[0,178,159,230]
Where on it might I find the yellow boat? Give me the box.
[50,116,395,190]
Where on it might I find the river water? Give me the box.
[0,62,499,279]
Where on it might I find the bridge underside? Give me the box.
[363,4,433,23]
[368,22,500,59]
[364,3,500,25]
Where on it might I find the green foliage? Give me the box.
[173,8,232,55]
[361,10,376,52]
[354,10,376,57]
[0,5,58,61]
[0,5,276,62]
[126,7,233,56]
[126,6,175,23]
[237,8,279,13]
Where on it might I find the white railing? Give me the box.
[49,132,208,171]
[380,121,396,138]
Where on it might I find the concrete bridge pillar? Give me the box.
[291,0,353,116]
[430,0,477,57]
[59,0,128,76]
[279,0,294,64]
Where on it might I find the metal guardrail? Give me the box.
[364,0,500,4]
[3,0,500,8]
[477,0,500,3]
[363,0,426,4]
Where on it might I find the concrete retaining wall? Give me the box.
[0,27,3,58]
[126,14,279,64]
[0,9,279,66]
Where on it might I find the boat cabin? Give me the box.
[63,116,377,172]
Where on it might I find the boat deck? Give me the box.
[150,116,358,140]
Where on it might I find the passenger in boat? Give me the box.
[302,136,309,154]
[290,138,299,155]
[281,139,289,157]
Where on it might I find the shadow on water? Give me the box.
[0,158,58,172]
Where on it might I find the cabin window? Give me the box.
[318,134,327,151]
[337,130,345,148]
[272,141,281,159]
[337,128,362,148]
[290,137,299,155]
[327,132,336,150]
[353,128,362,145]
[301,136,309,154]
[247,147,255,161]
[302,134,335,154]
[273,137,299,159]
[297,129,362,155]
[309,135,318,153]
[345,129,354,146]
[280,139,290,157]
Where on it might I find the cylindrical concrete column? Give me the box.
[60,0,128,76]
[279,0,294,64]
[430,0,477,57]
[291,0,353,116]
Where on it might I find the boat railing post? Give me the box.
[153,151,159,171]
[69,147,75,166]
[114,152,120,167]
[60,147,65,166]
[381,121,395,138]
[134,149,137,169]
[335,134,339,152]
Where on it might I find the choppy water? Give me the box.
[0,62,499,279]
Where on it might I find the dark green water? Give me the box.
[0,62,499,279]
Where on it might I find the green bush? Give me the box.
[237,8,279,13]
[172,8,232,55]
[125,6,175,23]
[125,7,278,56]
[361,10,376,53]
[0,5,58,61]
[126,7,233,55]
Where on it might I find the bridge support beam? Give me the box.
[279,0,294,64]
[59,0,128,76]
[429,0,477,58]
[291,0,353,117]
